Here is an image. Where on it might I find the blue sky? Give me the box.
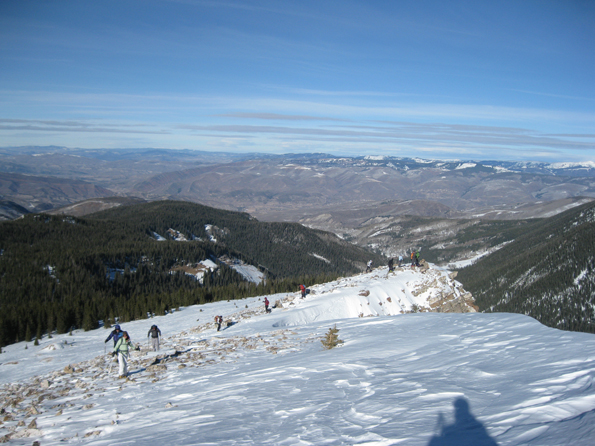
[1,0,594,162]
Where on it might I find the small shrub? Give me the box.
[321,325,344,350]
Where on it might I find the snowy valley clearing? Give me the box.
[1,265,595,445]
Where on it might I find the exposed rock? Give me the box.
[9,428,42,439]
[147,364,167,372]
[25,405,40,416]
[84,430,101,438]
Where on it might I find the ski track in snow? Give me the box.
[1,265,595,445]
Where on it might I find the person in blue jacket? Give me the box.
[105,324,123,347]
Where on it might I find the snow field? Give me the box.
[0,266,594,444]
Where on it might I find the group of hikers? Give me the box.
[367,249,422,274]
[104,323,162,378]
[263,284,307,314]
[410,249,421,267]
[103,283,308,379]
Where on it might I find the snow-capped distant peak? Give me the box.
[549,161,595,169]
[455,163,477,170]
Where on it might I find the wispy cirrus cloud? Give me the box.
[0,119,168,135]
[177,121,595,152]
[216,112,348,122]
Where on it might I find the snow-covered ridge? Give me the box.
[455,162,477,170]
[1,265,594,445]
[550,161,595,169]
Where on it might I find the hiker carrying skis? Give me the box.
[105,324,123,347]
[113,331,133,378]
[147,325,161,351]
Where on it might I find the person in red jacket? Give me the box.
[264,297,271,313]
[299,284,306,299]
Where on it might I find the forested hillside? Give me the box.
[457,201,595,333]
[0,201,384,347]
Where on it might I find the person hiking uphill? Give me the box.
[398,255,403,267]
[415,250,421,267]
[299,284,306,299]
[388,258,394,272]
[113,331,133,378]
[366,260,373,273]
[147,324,161,351]
[105,324,123,347]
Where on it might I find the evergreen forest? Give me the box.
[0,201,385,347]
[457,201,595,334]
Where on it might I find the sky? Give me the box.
[2,264,595,445]
[0,0,594,162]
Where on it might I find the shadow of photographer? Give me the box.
[427,397,498,446]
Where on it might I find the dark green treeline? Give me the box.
[456,201,595,334]
[0,201,383,347]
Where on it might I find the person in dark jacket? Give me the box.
[147,325,161,351]
[105,324,123,347]
[388,258,394,272]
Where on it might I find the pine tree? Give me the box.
[321,325,343,350]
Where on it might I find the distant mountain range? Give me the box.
[1,147,594,223]
[2,145,595,339]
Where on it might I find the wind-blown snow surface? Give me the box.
[1,267,595,445]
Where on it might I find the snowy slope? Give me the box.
[1,265,594,445]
